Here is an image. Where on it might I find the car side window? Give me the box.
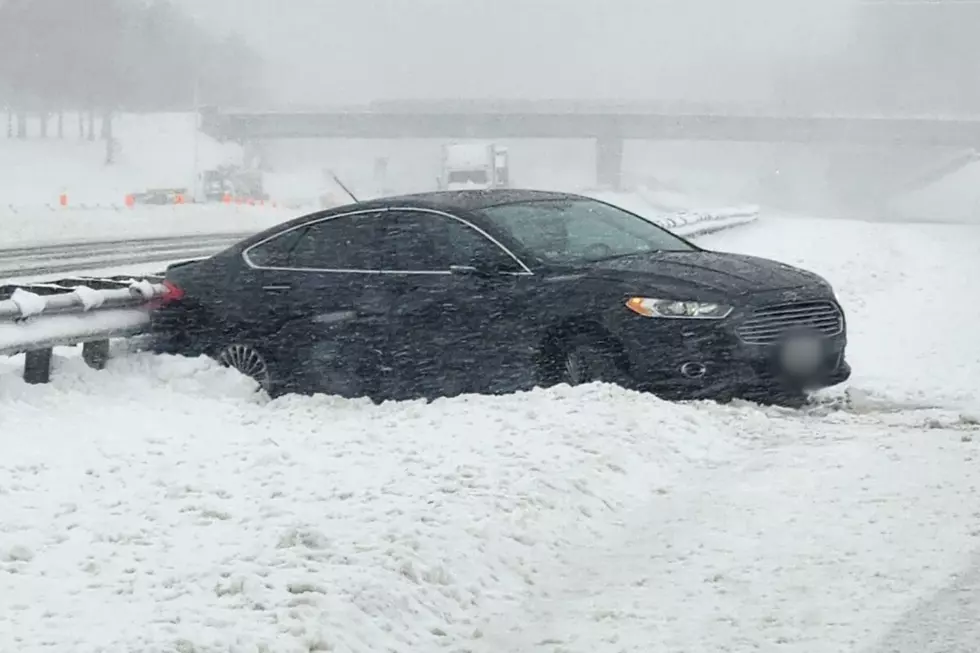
[287,212,384,270]
[380,210,522,272]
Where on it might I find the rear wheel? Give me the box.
[216,343,273,394]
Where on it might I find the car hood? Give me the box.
[583,250,828,297]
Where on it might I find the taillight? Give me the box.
[159,280,185,305]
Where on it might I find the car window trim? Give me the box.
[385,206,533,276]
[242,207,387,271]
[242,206,534,276]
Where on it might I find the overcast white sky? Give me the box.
[176,0,859,106]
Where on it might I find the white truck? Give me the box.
[439,142,510,190]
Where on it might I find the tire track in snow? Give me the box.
[869,549,980,653]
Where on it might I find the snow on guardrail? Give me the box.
[661,210,759,237]
[587,188,760,237]
[0,279,166,383]
[0,281,164,324]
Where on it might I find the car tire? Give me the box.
[741,385,808,409]
[215,343,274,395]
[559,334,627,387]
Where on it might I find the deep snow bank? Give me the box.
[2,349,978,653]
[2,214,980,652]
[0,352,738,652]
[480,403,980,653]
[698,215,980,410]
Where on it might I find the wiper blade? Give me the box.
[589,249,660,263]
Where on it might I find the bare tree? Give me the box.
[0,0,265,134]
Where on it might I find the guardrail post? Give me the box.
[82,339,110,370]
[23,348,53,384]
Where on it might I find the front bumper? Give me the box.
[613,299,851,401]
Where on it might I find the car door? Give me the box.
[378,208,539,400]
[240,209,396,398]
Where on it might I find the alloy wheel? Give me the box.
[217,344,272,393]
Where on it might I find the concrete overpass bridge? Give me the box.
[200,101,980,188]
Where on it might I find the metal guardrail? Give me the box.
[658,208,759,237]
[0,278,166,383]
[0,208,760,386]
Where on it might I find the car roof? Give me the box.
[236,189,594,250]
[322,188,587,215]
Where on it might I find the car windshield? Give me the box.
[477,198,697,264]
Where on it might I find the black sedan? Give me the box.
[151,189,851,405]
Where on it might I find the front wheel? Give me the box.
[559,334,627,387]
[739,384,808,408]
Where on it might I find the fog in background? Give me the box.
[180,0,858,106]
[177,0,980,115]
[176,0,980,220]
[4,0,978,219]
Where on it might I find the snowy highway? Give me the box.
[1,213,979,652]
[0,233,249,279]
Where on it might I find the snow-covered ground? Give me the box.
[480,215,980,653]
[0,205,299,249]
[0,113,242,207]
[700,216,980,410]
[0,113,306,251]
[885,157,980,225]
[1,214,979,653]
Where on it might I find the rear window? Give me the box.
[245,227,307,267]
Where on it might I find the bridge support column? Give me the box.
[595,135,624,189]
[243,140,269,170]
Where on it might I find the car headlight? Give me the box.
[626,297,733,319]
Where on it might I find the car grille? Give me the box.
[736,300,843,345]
